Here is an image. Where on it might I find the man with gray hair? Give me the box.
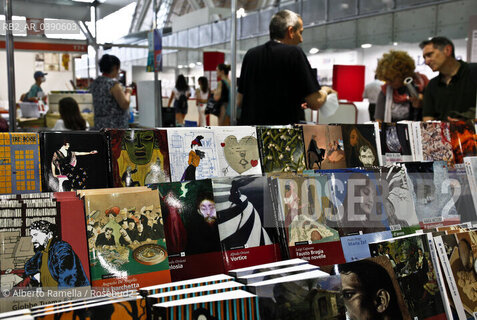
[237,9,334,125]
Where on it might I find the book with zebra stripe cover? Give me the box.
[153,290,259,320]
[212,175,282,272]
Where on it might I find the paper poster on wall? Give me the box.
[60,53,71,71]
[44,53,60,71]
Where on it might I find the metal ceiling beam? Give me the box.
[187,0,201,10]
[0,0,90,21]
[131,0,153,33]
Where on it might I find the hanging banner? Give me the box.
[147,29,162,72]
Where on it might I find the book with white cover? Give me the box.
[237,263,319,284]
[210,126,262,177]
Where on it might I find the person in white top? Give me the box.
[195,77,209,127]
[362,75,383,121]
[53,97,89,131]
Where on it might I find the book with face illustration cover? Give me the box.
[0,197,90,312]
[449,120,477,165]
[369,234,448,320]
[341,124,380,168]
[418,122,454,166]
[257,126,306,173]
[380,123,413,165]
[40,132,110,192]
[210,126,262,177]
[106,129,171,187]
[83,188,170,289]
[300,124,346,170]
[211,175,282,271]
[156,179,225,281]
[403,161,461,229]
[167,128,220,182]
[0,133,42,194]
[273,174,344,266]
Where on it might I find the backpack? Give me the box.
[174,92,188,111]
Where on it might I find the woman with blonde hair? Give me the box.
[374,50,429,122]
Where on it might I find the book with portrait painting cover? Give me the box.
[449,120,477,165]
[300,124,347,170]
[0,132,42,195]
[272,174,345,266]
[433,231,477,320]
[39,132,110,192]
[166,128,220,182]
[83,188,171,290]
[246,269,344,320]
[402,161,461,229]
[155,179,225,281]
[380,122,413,165]
[0,196,90,313]
[210,126,262,177]
[341,124,380,168]
[105,129,171,187]
[211,175,282,272]
[256,126,306,174]
[369,233,448,320]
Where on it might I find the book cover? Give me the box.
[404,161,461,228]
[83,189,171,289]
[448,167,477,224]
[369,234,447,320]
[340,231,393,262]
[301,124,346,170]
[257,126,306,173]
[341,124,379,168]
[40,132,109,192]
[380,123,413,164]
[251,273,343,320]
[212,175,282,271]
[436,231,477,319]
[139,274,234,296]
[228,258,308,278]
[107,129,171,187]
[236,263,319,285]
[449,120,477,165]
[0,133,42,194]
[167,128,220,182]
[274,174,344,266]
[211,126,262,177]
[157,179,225,281]
[419,122,454,166]
[338,256,412,320]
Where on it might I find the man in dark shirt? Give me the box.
[420,36,477,121]
[95,227,116,249]
[237,9,334,125]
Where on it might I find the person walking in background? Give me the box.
[23,71,47,102]
[168,74,191,126]
[213,64,231,126]
[89,54,132,129]
[196,77,209,127]
[362,75,382,121]
[374,50,428,122]
[53,97,89,131]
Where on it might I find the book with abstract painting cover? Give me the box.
[256,126,306,173]
[153,290,259,320]
[301,124,346,170]
[157,179,225,281]
[403,161,461,229]
[434,231,477,320]
[40,132,109,192]
[380,123,413,165]
[106,129,171,187]
[210,126,262,177]
[450,120,477,165]
[167,128,220,182]
[274,174,344,266]
[247,270,343,320]
[211,175,282,271]
[341,124,380,168]
[417,121,454,166]
[0,197,90,312]
[83,188,170,289]
[0,133,42,194]
[369,234,448,320]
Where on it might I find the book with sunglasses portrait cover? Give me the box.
[106,129,171,187]
[39,132,110,192]
[211,175,282,272]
